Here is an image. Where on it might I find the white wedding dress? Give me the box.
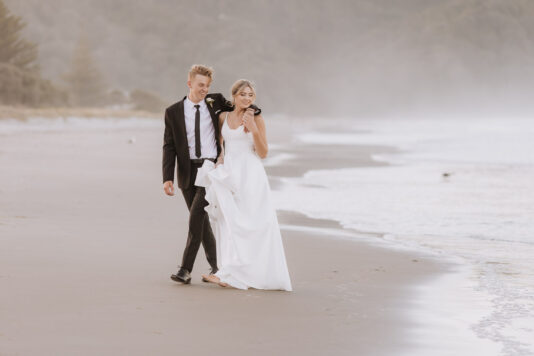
[195,116,292,291]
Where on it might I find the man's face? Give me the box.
[188,74,211,102]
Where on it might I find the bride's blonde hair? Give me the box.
[231,79,256,103]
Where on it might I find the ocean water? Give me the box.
[273,117,534,355]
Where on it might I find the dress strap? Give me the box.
[222,111,229,129]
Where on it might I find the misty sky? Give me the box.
[5,0,534,117]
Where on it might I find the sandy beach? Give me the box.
[2,0,533,352]
[0,118,451,355]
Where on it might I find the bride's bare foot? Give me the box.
[201,274,229,288]
[201,274,221,284]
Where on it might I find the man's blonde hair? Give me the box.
[188,64,214,81]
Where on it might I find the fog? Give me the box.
[4,0,534,117]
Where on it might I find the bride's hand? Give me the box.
[242,108,258,133]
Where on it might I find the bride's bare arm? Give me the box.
[216,113,225,165]
[250,115,268,158]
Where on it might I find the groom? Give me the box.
[162,64,260,284]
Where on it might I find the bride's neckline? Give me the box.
[225,112,244,131]
[225,120,243,131]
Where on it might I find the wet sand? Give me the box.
[0,119,449,355]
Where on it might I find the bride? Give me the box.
[195,79,292,291]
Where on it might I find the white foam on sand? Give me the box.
[273,116,534,355]
[400,262,502,356]
[262,152,297,167]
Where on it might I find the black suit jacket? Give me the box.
[162,93,260,189]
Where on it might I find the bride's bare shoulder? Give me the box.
[218,111,230,126]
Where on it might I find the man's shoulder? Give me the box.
[206,93,234,115]
[206,93,225,103]
[165,97,186,113]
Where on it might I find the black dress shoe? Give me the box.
[171,268,191,284]
[201,267,219,282]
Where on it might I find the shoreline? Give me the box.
[0,118,494,355]
[267,117,505,354]
[270,116,534,355]
[0,105,160,120]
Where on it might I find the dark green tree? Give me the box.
[0,0,38,70]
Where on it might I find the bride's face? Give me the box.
[233,86,255,109]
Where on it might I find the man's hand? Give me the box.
[163,181,175,196]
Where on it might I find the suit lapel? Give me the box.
[205,97,221,156]
[176,97,187,147]
[205,97,218,132]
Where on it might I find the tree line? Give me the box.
[0,0,165,111]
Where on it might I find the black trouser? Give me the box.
[179,162,217,273]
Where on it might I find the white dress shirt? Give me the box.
[184,96,217,159]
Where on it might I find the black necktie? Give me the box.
[194,104,201,158]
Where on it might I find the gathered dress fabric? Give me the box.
[195,118,292,291]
